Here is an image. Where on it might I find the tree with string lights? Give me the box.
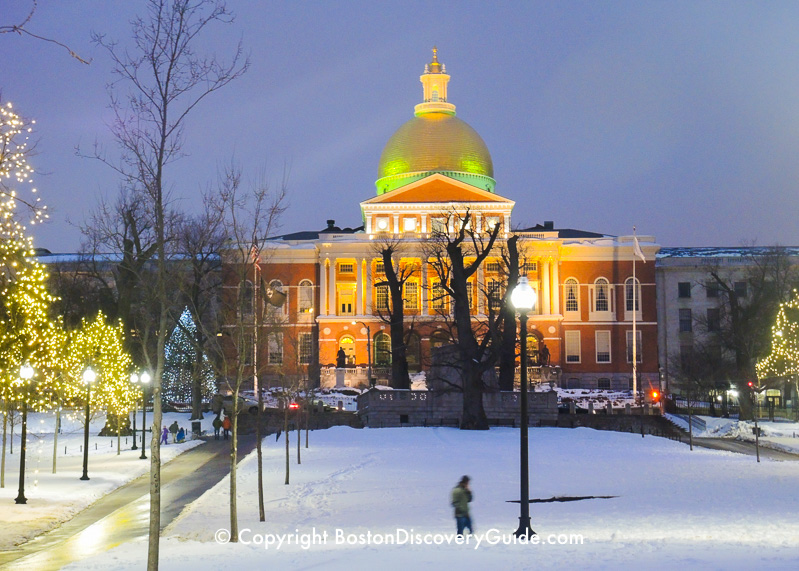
[162,307,216,408]
[757,289,799,416]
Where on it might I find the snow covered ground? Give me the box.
[63,426,799,570]
[0,411,215,550]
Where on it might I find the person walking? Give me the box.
[176,427,185,443]
[222,415,231,440]
[212,415,222,440]
[451,475,473,536]
[160,425,169,445]
[169,420,179,443]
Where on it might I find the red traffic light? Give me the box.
[747,381,755,388]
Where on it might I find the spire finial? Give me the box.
[432,46,438,62]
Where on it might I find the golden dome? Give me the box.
[376,112,494,194]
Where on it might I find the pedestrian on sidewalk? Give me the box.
[160,425,169,445]
[212,415,222,440]
[176,427,185,443]
[222,415,231,440]
[169,420,179,443]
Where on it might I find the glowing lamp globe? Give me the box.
[141,371,151,385]
[20,362,34,380]
[511,277,537,312]
[83,366,96,385]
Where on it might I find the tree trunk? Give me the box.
[297,411,301,464]
[256,386,265,522]
[461,367,490,430]
[52,404,60,474]
[229,388,239,541]
[498,236,520,391]
[284,404,290,485]
[1,401,7,487]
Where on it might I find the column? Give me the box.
[328,257,336,316]
[319,257,328,316]
[365,259,373,314]
[542,259,551,315]
[421,257,429,315]
[551,260,560,315]
[393,214,400,234]
[477,264,485,315]
[355,256,364,315]
[421,214,428,234]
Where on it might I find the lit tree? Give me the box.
[757,289,799,407]
[162,307,215,406]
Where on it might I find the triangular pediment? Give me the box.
[362,174,513,206]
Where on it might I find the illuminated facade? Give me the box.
[242,49,661,392]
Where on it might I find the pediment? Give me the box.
[361,174,513,206]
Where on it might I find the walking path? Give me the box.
[0,434,255,571]
[692,436,799,461]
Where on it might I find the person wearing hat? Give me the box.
[450,475,473,535]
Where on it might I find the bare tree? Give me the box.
[425,210,502,430]
[1,1,91,64]
[90,2,248,567]
[371,235,414,389]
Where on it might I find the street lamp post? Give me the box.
[139,372,151,460]
[80,366,96,481]
[130,373,139,450]
[511,276,537,539]
[352,321,373,386]
[15,362,34,505]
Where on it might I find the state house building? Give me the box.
[241,49,660,393]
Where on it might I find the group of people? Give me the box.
[212,414,232,440]
[159,421,187,445]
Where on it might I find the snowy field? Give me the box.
[64,425,799,570]
[667,414,799,455]
[0,411,214,550]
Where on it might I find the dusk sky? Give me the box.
[4,0,799,252]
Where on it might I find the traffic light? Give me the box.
[650,390,660,403]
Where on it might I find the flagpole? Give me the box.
[632,227,638,408]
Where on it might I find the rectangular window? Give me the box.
[466,281,474,311]
[403,281,419,310]
[339,263,354,274]
[597,378,611,390]
[485,261,501,273]
[488,278,503,311]
[376,284,389,311]
[298,332,313,365]
[486,216,501,231]
[734,281,747,298]
[678,282,691,298]
[626,330,643,363]
[707,308,720,332]
[431,217,447,234]
[298,283,314,313]
[375,260,385,274]
[268,332,283,365]
[706,281,719,298]
[403,217,417,232]
[564,280,579,313]
[565,331,581,363]
[626,281,640,312]
[594,281,610,312]
[431,280,446,310]
[679,308,692,333]
[595,330,611,363]
[523,261,537,272]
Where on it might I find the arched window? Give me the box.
[594,278,609,312]
[625,277,641,312]
[298,279,314,314]
[430,330,451,349]
[406,331,422,373]
[564,278,579,313]
[267,279,287,315]
[374,332,391,366]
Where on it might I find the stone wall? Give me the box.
[357,389,558,428]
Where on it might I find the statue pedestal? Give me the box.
[335,368,346,388]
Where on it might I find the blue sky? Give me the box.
[3,0,799,251]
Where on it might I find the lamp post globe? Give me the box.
[15,362,34,504]
[511,276,537,538]
[80,366,96,481]
[130,373,139,450]
[139,372,151,459]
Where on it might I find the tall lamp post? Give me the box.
[15,362,34,504]
[352,321,373,386]
[511,276,537,538]
[80,366,96,481]
[139,371,151,460]
[130,373,139,450]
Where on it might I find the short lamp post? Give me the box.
[80,366,96,481]
[139,372,151,460]
[352,321,373,386]
[510,276,537,538]
[130,373,139,450]
[15,362,34,505]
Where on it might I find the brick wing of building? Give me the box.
[227,49,660,393]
